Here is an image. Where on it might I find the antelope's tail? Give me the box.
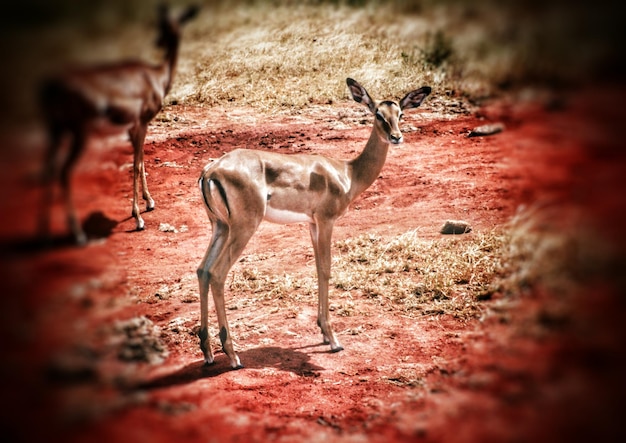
[198,169,230,223]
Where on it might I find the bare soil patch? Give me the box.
[1,88,625,442]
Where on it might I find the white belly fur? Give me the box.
[264,206,313,224]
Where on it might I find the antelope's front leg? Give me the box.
[139,145,155,212]
[309,222,343,352]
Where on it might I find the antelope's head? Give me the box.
[347,78,431,145]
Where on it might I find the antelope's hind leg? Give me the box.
[197,217,261,369]
[197,220,229,366]
[38,124,63,242]
[60,131,88,245]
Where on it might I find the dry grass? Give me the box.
[333,229,505,319]
[172,0,613,112]
[177,2,464,111]
[5,0,616,126]
[171,1,541,112]
[228,266,317,303]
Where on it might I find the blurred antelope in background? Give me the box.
[197,78,431,369]
[38,4,198,245]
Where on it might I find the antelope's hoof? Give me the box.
[330,345,344,353]
[229,356,244,370]
[75,233,88,246]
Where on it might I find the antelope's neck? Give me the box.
[160,41,180,96]
[348,128,389,200]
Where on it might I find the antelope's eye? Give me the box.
[399,113,404,120]
[375,113,385,122]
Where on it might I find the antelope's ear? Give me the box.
[179,5,200,24]
[347,78,377,114]
[399,86,432,110]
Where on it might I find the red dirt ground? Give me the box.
[1,86,625,442]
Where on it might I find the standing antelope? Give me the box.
[38,4,198,245]
[197,78,431,369]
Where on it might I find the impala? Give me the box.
[38,4,198,245]
[197,78,431,369]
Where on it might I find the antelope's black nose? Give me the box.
[390,134,403,144]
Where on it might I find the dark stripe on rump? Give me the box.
[202,178,231,218]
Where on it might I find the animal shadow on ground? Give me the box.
[0,211,119,255]
[133,345,327,392]
[81,211,119,240]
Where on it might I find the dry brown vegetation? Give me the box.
[4,0,618,125]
